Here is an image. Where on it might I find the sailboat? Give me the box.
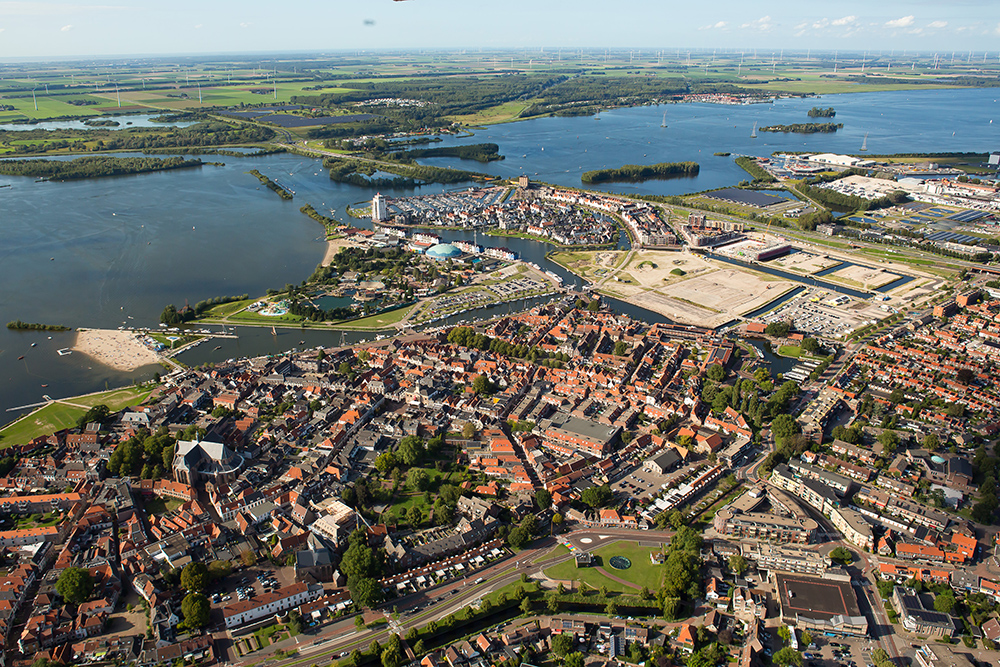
[750,122,758,139]
[860,133,869,152]
[661,111,667,128]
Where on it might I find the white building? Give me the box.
[222,582,323,629]
[372,193,388,222]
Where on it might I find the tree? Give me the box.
[878,430,900,454]
[375,452,398,473]
[551,633,574,657]
[923,433,940,450]
[772,647,803,667]
[605,599,619,616]
[565,654,585,667]
[801,337,820,354]
[398,435,426,466]
[240,550,257,567]
[934,589,956,614]
[778,625,791,645]
[355,614,365,630]
[355,577,383,607]
[800,630,812,647]
[519,596,532,615]
[829,546,853,564]
[55,567,93,605]
[472,374,495,396]
[581,484,613,509]
[613,340,628,356]
[707,364,726,382]
[180,562,208,592]
[765,321,791,337]
[181,592,210,629]
[877,580,894,599]
[408,468,430,491]
[462,422,476,439]
[535,488,552,510]
[552,512,563,532]
[728,554,748,576]
[771,414,800,441]
[407,505,422,527]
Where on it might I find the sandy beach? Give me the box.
[323,237,361,266]
[73,329,162,372]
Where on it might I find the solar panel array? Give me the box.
[925,231,982,245]
[948,210,989,223]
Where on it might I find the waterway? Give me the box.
[0,114,199,132]
[0,88,997,424]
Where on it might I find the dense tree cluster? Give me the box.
[392,143,503,163]
[796,182,909,212]
[340,529,385,608]
[0,156,202,180]
[759,122,843,134]
[56,567,93,605]
[106,429,175,480]
[807,107,836,117]
[582,161,699,184]
[734,156,777,183]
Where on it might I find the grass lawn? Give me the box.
[543,540,664,593]
[12,512,63,529]
[72,385,157,410]
[145,495,184,516]
[449,100,538,125]
[777,345,802,358]
[0,385,155,447]
[228,310,305,325]
[337,304,414,330]
[205,299,255,317]
[0,402,87,448]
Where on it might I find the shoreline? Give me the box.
[322,237,361,266]
[72,329,163,372]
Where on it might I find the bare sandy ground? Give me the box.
[73,329,161,371]
[323,237,361,266]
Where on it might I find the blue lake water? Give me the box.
[0,88,997,424]
[0,114,199,132]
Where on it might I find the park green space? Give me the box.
[335,304,415,330]
[8,512,63,530]
[543,541,664,593]
[0,385,156,447]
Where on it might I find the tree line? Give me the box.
[581,161,699,184]
[0,156,202,180]
[160,294,249,324]
[795,182,909,212]
[323,156,487,187]
[6,321,70,331]
[391,142,503,163]
[248,169,293,200]
[759,122,843,134]
[734,156,776,183]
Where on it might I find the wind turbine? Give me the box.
[115,83,121,108]
[31,88,37,111]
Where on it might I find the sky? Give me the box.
[0,0,998,60]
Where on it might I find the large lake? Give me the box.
[0,88,997,425]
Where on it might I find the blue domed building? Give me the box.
[425,243,463,260]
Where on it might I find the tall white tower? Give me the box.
[372,193,388,222]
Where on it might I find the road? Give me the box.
[222,528,678,666]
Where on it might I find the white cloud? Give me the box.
[60,24,71,31]
[741,15,773,32]
[699,21,727,30]
[194,23,202,29]
[0,2,126,15]
[886,15,915,28]
[832,15,857,26]
[927,20,948,29]
[995,21,1000,35]
[239,21,250,28]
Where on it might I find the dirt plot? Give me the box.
[606,253,797,328]
[768,252,841,275]
[829,264,901,289]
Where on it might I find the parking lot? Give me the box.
[757,287,889,339]
[206,563,298,615]
[609,460,701,502]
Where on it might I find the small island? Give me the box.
[581,161,700,184]
[807,106,837,117]
[391,142,504,163]
[0,156,204,181]
[7,320,71,331]
[248,169,293,200]
[759,122,843,134]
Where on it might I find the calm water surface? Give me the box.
[1,89,997,424]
